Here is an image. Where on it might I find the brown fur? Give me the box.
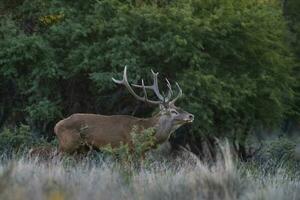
[54,113,159,153]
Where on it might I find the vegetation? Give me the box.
[101,126,156,163]
[0,0,299,158]
[0,142,300,200]
[0,0,300,198]
[284,0,300,120]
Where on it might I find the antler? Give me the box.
[165,78,173,102]
[131,69,165,101]
[112,66,183,105]
[169,82,182,105]
[112,66,161,105]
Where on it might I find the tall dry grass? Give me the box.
[0,142,299,200]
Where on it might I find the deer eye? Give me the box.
[171,110,178,115]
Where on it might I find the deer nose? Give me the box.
[188,114,194,121]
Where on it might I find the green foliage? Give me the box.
[99,126,156,182]
[25,99,62,123]
[266,137,296,162]
[255,136,300,175]
[0,124,43,154]
[285,0,300,57]
[180,0,294,137]
[131,126,157,156]
[284,0,300,119]
[100,126,156,165]
[0,0,298,154]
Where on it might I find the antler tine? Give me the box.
[165,78,173,102]
[151,69,165,101]
[112,66,161,105]
[141,79,148,103]
[132,69,165,102]
[169,82,183,105]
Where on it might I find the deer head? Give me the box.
[112,66,194,143]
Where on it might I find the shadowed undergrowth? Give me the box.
[0,142,300,200]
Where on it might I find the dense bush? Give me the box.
[0,0,298,156]
[101,126,156,165]
[249,136,300,176]
[284,0,300,119]
[0,124,47,154]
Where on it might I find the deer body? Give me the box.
[55,114,156,153]
[55,66,194,153]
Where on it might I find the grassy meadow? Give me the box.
[1,142,300,200]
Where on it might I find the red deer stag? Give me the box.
[54,66,194,153]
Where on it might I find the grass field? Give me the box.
[0,142,300,200]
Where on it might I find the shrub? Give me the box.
[100,126,156,166]
[0,124,32,153]
[0,124,49,154]
[254,136,300,175]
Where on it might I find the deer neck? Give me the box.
[149,114,175,144]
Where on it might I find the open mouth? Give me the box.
[175,119,194,124]
[184,119,194,123]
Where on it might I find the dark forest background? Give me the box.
[0,0,299,159]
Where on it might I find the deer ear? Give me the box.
[168,102,175,107]
[159,104,165,110]
[159,104,169,111]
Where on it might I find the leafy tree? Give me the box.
[0,0,297,158]
[283,0,300,120]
